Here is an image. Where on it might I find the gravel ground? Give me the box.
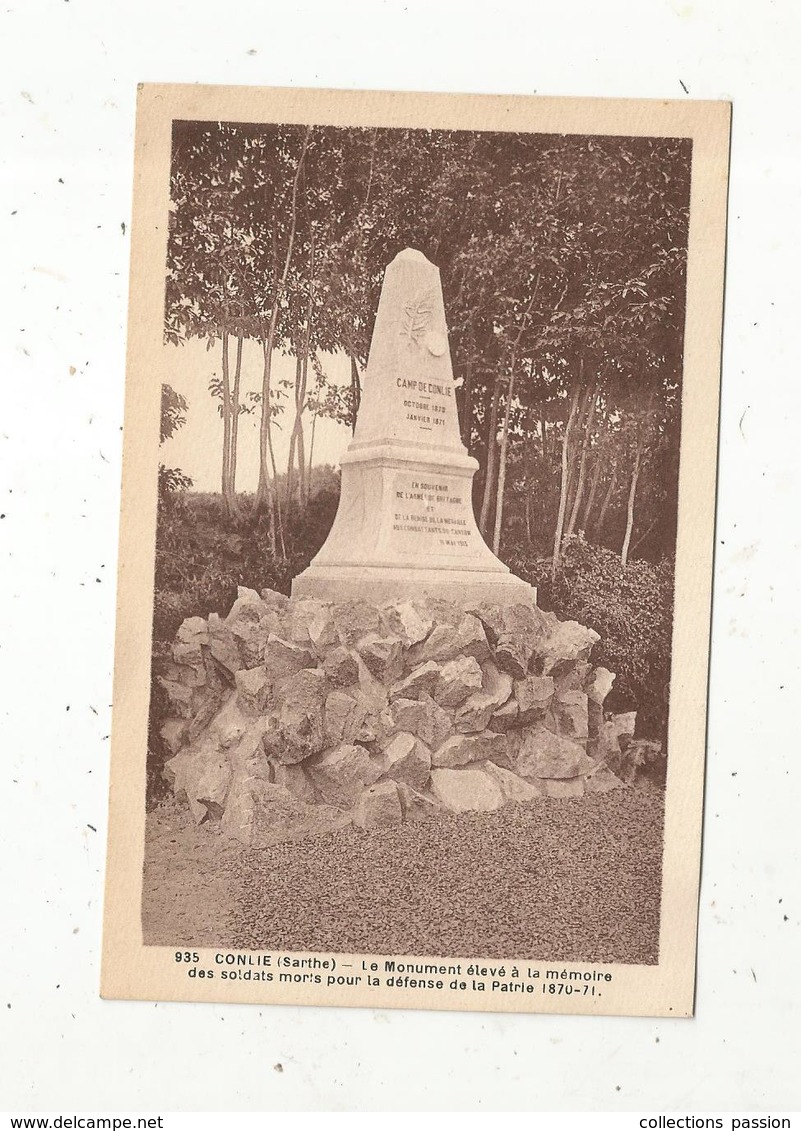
[226,790,664,964]
[142,788,664,963]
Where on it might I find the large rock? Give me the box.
[225,719,273,778]
[173,640,204,670]
[490,699,520,732]
[356,633,404,683]
[390,661,441,702]
[514,674,555,725]
[586,666,615,705]
[353,780,403,829]
[306,604,338,656]
[323,690,360,747]
[538,613,599,677]
[176,616,209,645]
[322,645,360,688]
[272,761,317,804]
[262,635,317,681]
[306,743,382,808]
[481,760,544,803]
[432,730,507,768]
[390,694,453,750]
[429,766,504,812]
[616,738,666,786]
[457,613,492,664]
[263,669,328,764]
[221,777,347,848]
[454,662,513,733]
[470,601,546,679]
[585,767,627,794]
[379,601,433,647]
[160,718,189,756]
[158,677,195,719]
[234,667,271,713]
[550,690,589,740]
[207,619,243,675]
[259,588,291,614]
[333,600,381,647]
[164,747,232,824]
[433,655,483,708]
[396,782,443,822]
[597,711,638,767]
[407,623,463,667]
[554,661,592,693]
[516,726,593,780]
[377,731,431,790]
[286,598,331,645]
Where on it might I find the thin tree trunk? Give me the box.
[621,442,643,568]
[630,517,658,557]
[220,329,238,520]
[492,370,516,555]
[621,388,655,567]
[566,380,600,537]
[220,329,230,494]
[307,406,317,501]
[228,334,243,512]
[551,383,581,578]
[580,446,604,535]
[258,336,284,557]
[595,467,618,543]
[285,353,303,513]
[479,380,501,536]
[255,127,310,516]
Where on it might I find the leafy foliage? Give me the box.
[507,536,674,738]
[151,473,340,646]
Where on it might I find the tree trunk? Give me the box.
[307,406,317,501]
[255,128,310,518]
[580,446,604,535]
[257,336,284,557]
[285,353,303,513]
[219,329,240,520]
[492,370,516,555]
[566,380,600,538]
[479,380,501,537]
[621,442,643,569]
[595,467,618,544]
[228,334,243,513]
[551,383,581,578]
[255,315,278,514]
[220,329,231,496]
[525,474,533,544]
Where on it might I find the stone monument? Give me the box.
[292,249,534,606]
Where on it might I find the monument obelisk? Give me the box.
[292,249,535,606]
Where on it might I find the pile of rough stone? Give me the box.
[157,586,658,848]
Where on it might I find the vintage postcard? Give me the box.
[102,83,730,1016]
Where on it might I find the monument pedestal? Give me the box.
[292,249,536,609]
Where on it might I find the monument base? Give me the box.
[291,563,537,607]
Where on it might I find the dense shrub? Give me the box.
[152,484,340,646]
[506,536,674,741]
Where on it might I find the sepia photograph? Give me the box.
[102,84,730,1016]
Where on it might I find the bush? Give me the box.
[505,536,674,741]
[151,486,340,645]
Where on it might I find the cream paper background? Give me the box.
[101,84,729,1019]
[3,0,798,1111]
